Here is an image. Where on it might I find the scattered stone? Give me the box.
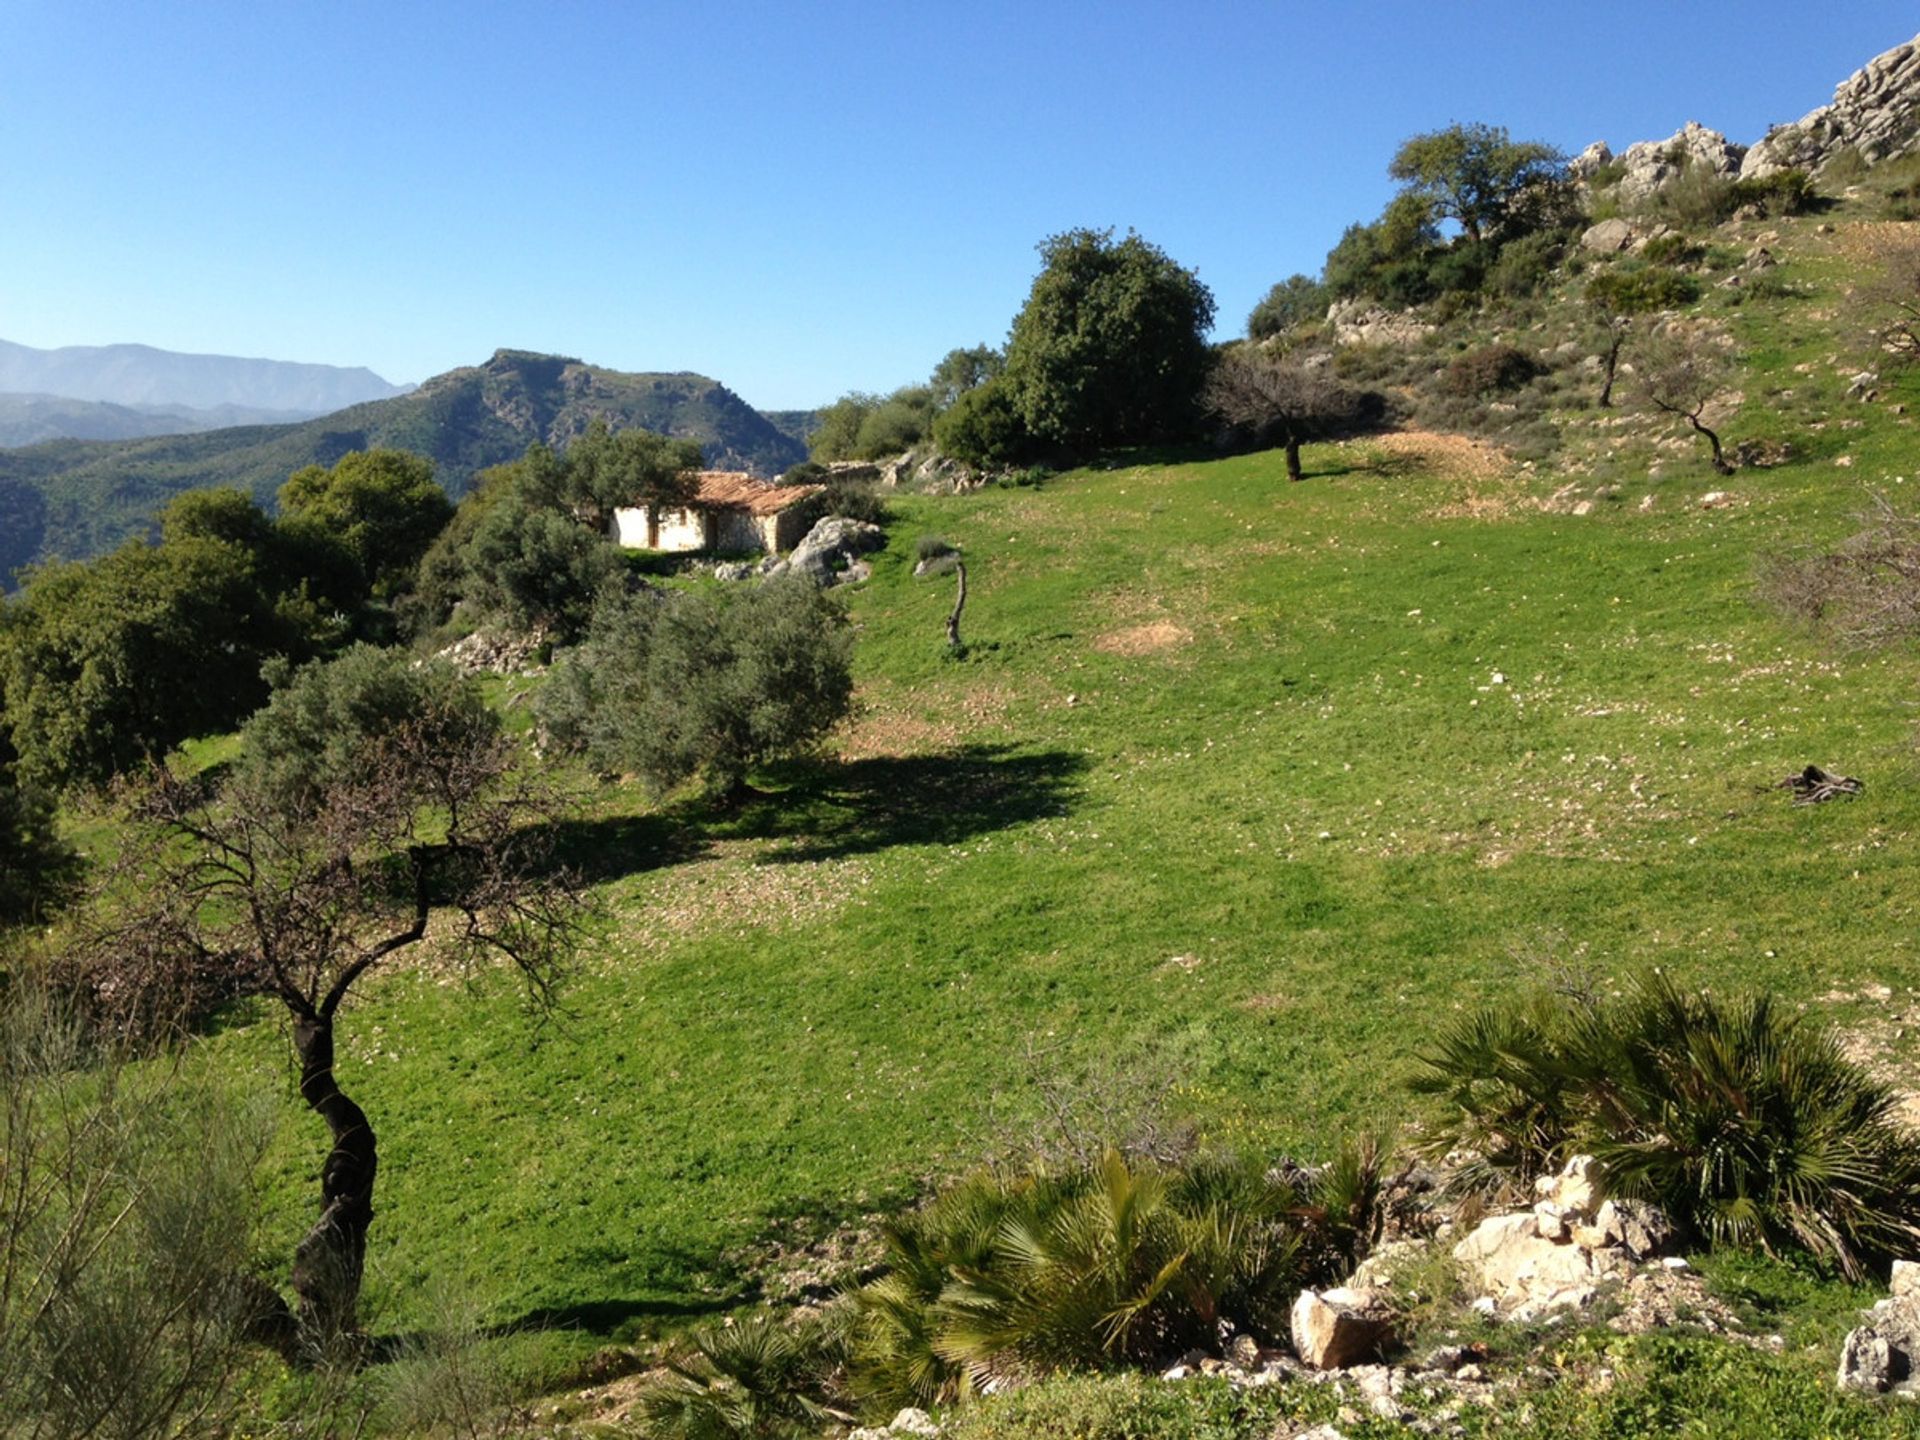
[1848,371,1881,401]
[888,1407,939,1436]
[1700,490,1733,508]
[1291,1286,1396,1370]
[435,627,547,676]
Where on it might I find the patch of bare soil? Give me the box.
[1095,620,1193,656]
[1834,220,1920,264]
[1369,429,1513,481]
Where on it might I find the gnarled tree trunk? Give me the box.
[945,559,968,651]
[290,1012,376,1349]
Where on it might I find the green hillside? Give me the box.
[0,349,805,579]
[120,207,1920,1432]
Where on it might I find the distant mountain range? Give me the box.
[0,349,810,583]
[0,392,323,448]
[0,338,410,415]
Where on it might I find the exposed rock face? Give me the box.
[1839,1288,1920,1395]
[1326,299,1435,348]
[1613,122,1747,202]
[1291,1286,1396,1370]
[1745,33,1920,178]
[770,515,886,587]
[1452,1155,1673,1321]
[1569,140,1614,181]
[435,628,547,676]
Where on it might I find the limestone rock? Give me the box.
[1326,299,1435,348]
[1745,33,1920,179]
[771,515,886,587]
[1892,1259,1920,1299]
[1614,121,1746,202]
[1839,1325,1899,1394]
[435,627,547,676]
[888,1408,939,1436]
[1580,217,1636,253]
[1452,1210,1628,1319]
[1569,140,1615,181]
[1290,1286,1395,1370]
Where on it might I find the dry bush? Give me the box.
[1760,492,1920,644]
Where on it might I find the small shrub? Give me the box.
[804,476,890,527]
[933,377,1030,468]
[1641,163,1736,229]
[1640,233,1706,266]
[942,1372,1312,1440]
[1760,494,1920,644]
[1439,344,1542,397]
[1488,230,1565,297]
[1586,266,1701,314]
[1727,168,1817,218]
[632,1313,843,1440]
[1414,971,1920,1277]
[847,1146,1385,1410]
[915,535,956,562]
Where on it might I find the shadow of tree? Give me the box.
[530,809,708,885]
[708,744,1089,863]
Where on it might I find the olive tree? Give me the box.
[1388,123,1568,244]
[74,646,583,1354]
[541,579,853,798]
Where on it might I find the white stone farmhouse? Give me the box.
[607,470,823,555]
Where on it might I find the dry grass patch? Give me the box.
[1094,620,1194,656]
[616,839,874,952]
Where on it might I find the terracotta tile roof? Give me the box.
[689,471,824,516]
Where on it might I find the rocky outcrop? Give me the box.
[1611,122,1746,202]
[1745,33,1920,179]
[435,627,548,676]
[1838,1260,1920,1395]
[1452,1155,1674,1322]
[1326,299,1434,348]
[769,515,886,587]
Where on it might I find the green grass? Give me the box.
[147,210,1920,1425]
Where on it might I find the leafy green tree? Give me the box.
[929,345,1006,409]
[463,501,627,642]
[541,579,853,797]
[562,421,702,530]
[1322,193,1443,302]
[932,377,1029,467]
[0,732,76,926]
[1387,123,1567,244]
[1002,229,1217,454]
[0,531,295,791]
[807,394,880,462]
[1247,274,1328,340]
[277,449,453,601]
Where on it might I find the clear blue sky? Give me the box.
[1,1,1913,409]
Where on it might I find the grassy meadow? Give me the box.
[183,223,1920,1390]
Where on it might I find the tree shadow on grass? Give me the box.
[531,809,709,885]
[707,744,1089,863]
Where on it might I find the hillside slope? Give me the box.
[0,349,808,577]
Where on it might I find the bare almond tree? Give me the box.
[1632,323,1738,476]
[74,691,584,1357]
[1204,349,1380,481]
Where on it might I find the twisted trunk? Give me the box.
[1284,436,1304,482]
[290,1012,376,1347]
[945,560,968,651]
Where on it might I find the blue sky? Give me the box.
[1,1,1914,409]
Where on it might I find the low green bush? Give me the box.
[1586,266,1701,314]
[1440,344,1542,397]
[1727,168,1817,218]
[847,1144,1385,1412]
[1640,233,1706,267]
[1414,971,1920,1278]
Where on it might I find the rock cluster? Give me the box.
[1451,1156,1674,1322]
[1595,121,1747,203]
[1839,1261,1920,1395]
[768,515,886,587]
[1326,298,1435,348]
[1744,33,1920,179]
[434,627,547,676]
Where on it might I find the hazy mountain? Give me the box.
[0,349,808,582]
[761,409,823,452]
[0,393,319,448]
[0,338,410,415]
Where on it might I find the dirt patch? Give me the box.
[618,840,872,952]
[1095,620,1193,656]
[1368,430,1513,481]
[1833,220,1920,264]
[839,684,1014,759]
